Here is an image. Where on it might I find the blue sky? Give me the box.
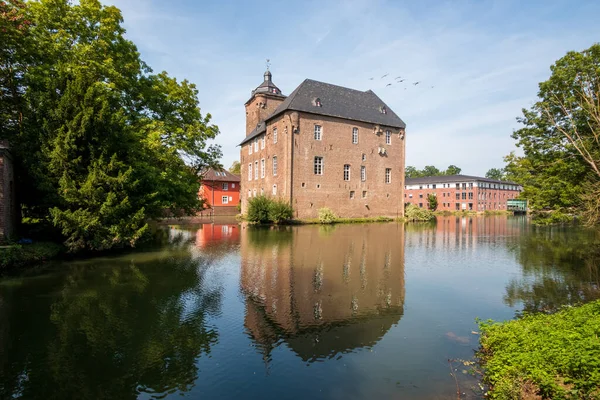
[103,0,600,175]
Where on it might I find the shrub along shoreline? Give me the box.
[477,300,600,399]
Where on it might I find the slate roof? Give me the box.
[405,175,519,186]
[202,167,241,183]
[239,79,406,146]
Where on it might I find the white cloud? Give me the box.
[102,0,600,175]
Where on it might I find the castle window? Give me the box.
[272,156,278,176]
[314,156,323,175]
[350,191,355,199]
[352,128,358,144]
[380,106,387,114]
[362,153,366,162]
[261,136,265,149]
[248,189,251,198]
[362,191,367,198]
[385,168,391,184]
[313,97,322,107]
[254,138,258,152]
[254,161,258,180]
[385,130,391,145]
[272,184,277,195]
[248,163,252,181]
[249,143,252,155]
[314,125,322,141]
[361,166,366,181]
[273,128,278,144]
[261,158,265,178]
[343,164,350,181]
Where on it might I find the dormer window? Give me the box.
[313,98,322,107]
[380,106,387,114]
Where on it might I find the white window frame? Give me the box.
[272,156,278,176]
[232,183,235,188]
[249,143,252,155]
[385,168,391,184]
[314,156,323,175]
[222,196,229,204]
[248,163,252,181]
[248,189,251,198]
[261,158,265,178]
[253,188,257,197]
[361,166,366,181]
[254,138,258,152]
[272,184,277,195]
[352,127,358,144]
[273,128,278,144]
[314,125,322,141]
[343,164,350,181]
[222,182,229,190]
[261,136,265,149]
[385,130,391,145]
[254,161,258,180]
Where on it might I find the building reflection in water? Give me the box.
[240,223,405,363]
[195,223,240,249]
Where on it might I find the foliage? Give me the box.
[478,300,600,399]
[405,164,462,178]
[0,0,222,252]
[405,204,435,221]
[228,161,241,175]
[246,195,272,224]
[246,196,293,224]
[0,242,62,270]
[506,43,600,225]
[531,210,573,225]
[426,193,438,211]
[268,199,293,224]
[318,207,337,224]
[485,168,506,181]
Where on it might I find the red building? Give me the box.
[405,175,522,212]
[199,168,241,215]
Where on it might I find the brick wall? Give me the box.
[240,111,406,219]
[0,144,15,241]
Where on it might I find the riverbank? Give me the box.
[0,242,62,271]
[478,300,600,399]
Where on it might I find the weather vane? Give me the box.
[266,59,271,71]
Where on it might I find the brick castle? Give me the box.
[239,70,406,219]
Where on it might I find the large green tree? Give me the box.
[507,43,600,224]
[0,0,222,251]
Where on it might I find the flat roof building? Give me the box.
[405,175,522,212]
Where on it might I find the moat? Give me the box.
[1,216,598,399]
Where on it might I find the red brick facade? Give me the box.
[198,168,241,216]
[0,141,15,241]
[240,74,406,219]
[405,175,522,211]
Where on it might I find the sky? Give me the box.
[102,0,600,176]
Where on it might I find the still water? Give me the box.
[1,216,599,399]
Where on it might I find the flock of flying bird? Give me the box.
[369,73,434,90]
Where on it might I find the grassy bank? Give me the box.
[0,242,63,271]
[477,300,600,399]
[298,216,398,224]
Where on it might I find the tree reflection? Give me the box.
[505,226,600,314]
[0,250,222,399]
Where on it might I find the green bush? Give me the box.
[318,207,337,224]
[405,204,435,221]
[269,199,293,224]
[532,210,573,225]
[246,195,272,223]
[0,242,63,271]
[478,300,600,399]
[246,196,293,224]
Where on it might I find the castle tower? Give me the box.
[244,69,286,136]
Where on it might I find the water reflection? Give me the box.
[0,248,222,400]
[505,226,600,313]
[240,223,405,363]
